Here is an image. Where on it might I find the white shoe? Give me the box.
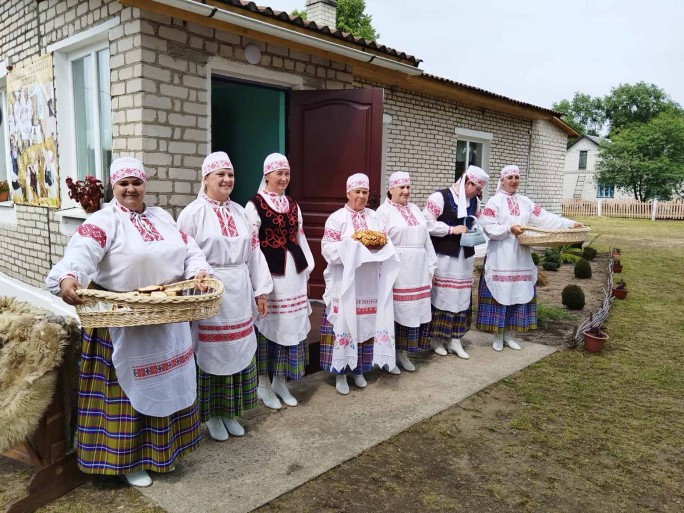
[504,338,522,350]
[124,470,152,487]
[271,375,298,406]
[335,374,350,395]
[396,351,416,372]
[431,338,447,356]
[257,375,282,410]
[353,373,367,388]
[493,334,504,352]
[447,338,470,360]
[383,364,401,375]
[222,418,245,437]
[206,417,229,441]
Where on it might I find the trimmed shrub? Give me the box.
[574,258,592,279]
[582,246,598,261]
[542,249,561,271]
[531,252,540,266]
[562,284,586,310]
[543,260,560,271]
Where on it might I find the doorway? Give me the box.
[211,76,286,206]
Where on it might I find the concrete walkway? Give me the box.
[140,331,555,513]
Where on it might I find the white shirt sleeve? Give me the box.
[423,192,451,237]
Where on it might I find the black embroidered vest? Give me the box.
[250,194,308,276]
[430,189,477,259]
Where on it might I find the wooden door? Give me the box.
[288,88,384,301]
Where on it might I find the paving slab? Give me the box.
[139,331,555,513]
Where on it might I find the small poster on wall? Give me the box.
[6,54,59,208]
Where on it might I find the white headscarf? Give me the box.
[497,164,520,193]
[346,173,369,192]
[259,153,290,194]
[456,165,489,218]
[110,157,146,186]
[388,171,411,189]
[199,151,233,198]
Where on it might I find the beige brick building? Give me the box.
[0,0,576,307]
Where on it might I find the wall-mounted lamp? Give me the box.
[6,56,13,71]
[244,43,261,65]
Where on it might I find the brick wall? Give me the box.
[0,0,40,64]
[527,119,568,213]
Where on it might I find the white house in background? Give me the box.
[563,135,630,200]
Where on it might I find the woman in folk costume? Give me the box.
[320,173,401,395]
[177,152,272,441]
[244,153,315,410]
[477,165,584,351]
[376,171,437,372]
[422,165,490,359]
[46,157,210,488]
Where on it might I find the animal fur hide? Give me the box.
[0,297,81,454]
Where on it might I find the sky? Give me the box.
[267,0,684,110]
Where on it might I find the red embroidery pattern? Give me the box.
[203,160,232,174]
[77,223,107,248]
[532,203,542,217]
[492,274,532,282]
[267,294,309,315]
[179,230,189,245]
[129,214,164,242]
[346,179,369,191]
[467,175,487,188]
[506,196,520,216]
[482,207,496,217]
[251,229,260,249]
[389,176,411,188]
[433,277,472,290]
[263,159,290,173]
[132,347,193,380]
[199,318,253,331]
[425,200,441,218]
[393,285,431,302]
[198,325,254,342]
[261,190,289,213]
[323,228,341,242]
[394,204,419,226]
[110,168,146,185]
[356,307,377,315]
[331,297,377,315]
[344,206,368,231]
[255,195,299,249]
[213,207,238,237]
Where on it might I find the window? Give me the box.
[70,47,112,187]
[597,184,614,198]
[579,150,588,170]
[454,128,493,192]
[0,87,11,198]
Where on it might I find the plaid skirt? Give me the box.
[396,322,431,352]
[475,271,537,334]
[77,327,201,475]
[197,357,257,422]
[422,303,472,344]
[319,308,374,375]
[256,330,308,380]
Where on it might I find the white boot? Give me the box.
[353,373,367,388]
[431,338,447,356]
[335,374,350,395]
[504,331,522,350]
[383,363,401,375]
[396,350,416,372]
[492,333,504,352]
[272,375,298,407]
[447,338,470,360]
[222,417,245,437]
[257,374,282,410]
[206,417,229,441]
[124,470,152,487]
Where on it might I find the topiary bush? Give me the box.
[582,246,598,261]
[531,252,540,266]
[562,284,586,310]
[542,248,561,271]
[574,258,592,279]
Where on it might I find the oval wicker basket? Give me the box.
[517,226,591,247]
[75,278,224,328]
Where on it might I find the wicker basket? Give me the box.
[75,278,224,328]
[517,226,591,247]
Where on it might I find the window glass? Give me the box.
[72,55,95,181]
[579,150,588,170]
[455,140,483,179]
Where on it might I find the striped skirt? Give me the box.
[77,327,201,475]
[256,330,308,380]
[197,357,258,422]
[475,271,537,334]
[422,303,472,344]
[396,322,431,352]
[319,308,374,375]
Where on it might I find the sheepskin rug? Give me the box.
[0,297,80,455]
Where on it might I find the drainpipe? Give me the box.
[525,121,533,195]
[152,0,423,76]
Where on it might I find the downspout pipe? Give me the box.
[153,0,424,76]
[525,122,533,195]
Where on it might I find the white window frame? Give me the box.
[454,127,493,202]
[0,71,17,223]
[597,183,614,199]
[53,18,118,210]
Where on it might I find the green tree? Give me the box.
[596,111,684,201]
[604,82,682,135]
[553,93,606,137]
[291,0,380,41]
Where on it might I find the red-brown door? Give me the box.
[288,88,384,300]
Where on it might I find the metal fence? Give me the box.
[562,198,684,220]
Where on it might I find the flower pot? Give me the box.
[0,191,8,202]
[612,263,623,273]
[583,330,608,353]
[611,288,628,299]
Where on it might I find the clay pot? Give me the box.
[583,330,608,353]
[611,287,628,299]
[0,191,8,202]
[612,263,623,273]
